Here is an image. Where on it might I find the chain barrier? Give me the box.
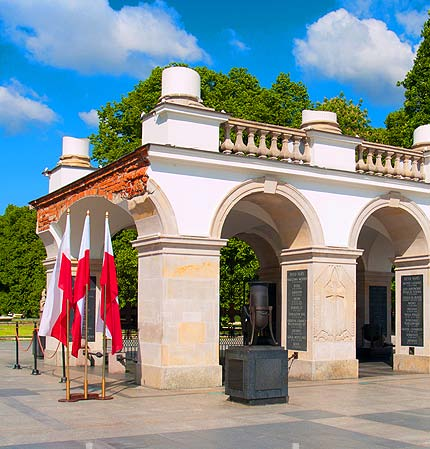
[36,331,60,359]
[15,324,34,352]
[12,322,61,370]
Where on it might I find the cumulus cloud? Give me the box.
[0,0,210,77]
[79,109,99,128]
[0,80,57,133]
[293,8,415,102]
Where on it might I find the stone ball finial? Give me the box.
[301,110,341,134]
[160,67,201,103]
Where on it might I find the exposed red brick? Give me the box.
[30,145,150,232]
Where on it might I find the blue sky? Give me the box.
[0,0,429,214]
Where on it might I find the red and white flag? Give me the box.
[99,213,122,354]
[39,212,72,346]
[71,212,90,358]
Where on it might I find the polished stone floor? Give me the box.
[1,341,430,449]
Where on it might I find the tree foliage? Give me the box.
[90,64,312,165]
[219,238,259,327]
[385,12,430,147]
[315,93,370,137]
[0,205,46,317]
[111,228,138,308]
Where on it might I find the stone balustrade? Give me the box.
[220,118,310,164]
[219,118,428,182]
[356,142,425,181]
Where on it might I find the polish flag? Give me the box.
[99,213,123,354]
[39,212,72,346]
[71,212,90,358]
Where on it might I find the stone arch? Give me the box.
[348,193,430,257]
[210,177,324,248]
[126,178,178,238]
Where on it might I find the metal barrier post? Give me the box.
[13,322,21,369]
[60,344,67,383]
[31,322,40,375]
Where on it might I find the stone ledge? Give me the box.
[289,359,358,380]
[394,354,430,373]
[137,363,222,389]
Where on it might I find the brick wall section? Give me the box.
[30,145,150,232]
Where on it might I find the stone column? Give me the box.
[133,235,226,389]
[281,246,362,380]
[393,255,430,373]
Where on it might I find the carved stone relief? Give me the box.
[314,265,355,342]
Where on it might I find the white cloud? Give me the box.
[227,29,250,52]
[396,9,428,38]
[0,80,57,133]
[293,9,415,102]
[0,0,210,78]
[79,109,99,128]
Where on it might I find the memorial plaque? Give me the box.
[287,270,307,351]
[401,274,423,347]
[369,286,387,336]
[69,276,97,343]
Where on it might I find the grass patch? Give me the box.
[0,321,36,338]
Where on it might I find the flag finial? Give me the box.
[86,210,90,216]
[105,211,109,218]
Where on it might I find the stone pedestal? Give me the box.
[225,346,289,405]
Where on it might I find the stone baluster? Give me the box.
[374,150,384,175]
[383,151,394,177]
[393,153,402,177]
[247,128,258,157]
[411,156,420,180]
[268,132,281,159]
[280,134,291,161]
[292,136,301,163]
[233,126,246,156]
[366,148,376,174]
[403,155,412,179]
[356,145,367,172]
[302,137,311,163]
[220,122,234,154]
[419,157,426,182]
[258,130,269,158]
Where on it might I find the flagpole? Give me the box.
[84,282,89,400]
[66,299,71,401]
[101,286,107,398]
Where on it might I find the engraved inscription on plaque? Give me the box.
[287,270,308,351]
[69,276,97,343]
[401,274,423,347]
[369,286,387,336]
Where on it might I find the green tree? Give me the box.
[0,205,46,317]
[90,64,311,165]
[111,228,138,308]
[219,238,259,327]
[315,93,370,137]
[385,13,430,147]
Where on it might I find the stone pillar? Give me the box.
[393,255,430,373]
[133,235,226,389]
[281,247,362,380]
